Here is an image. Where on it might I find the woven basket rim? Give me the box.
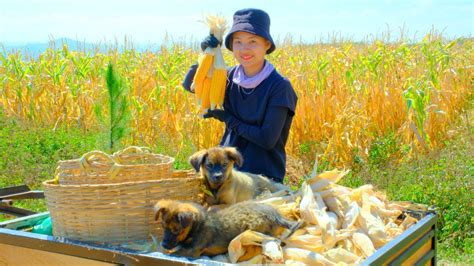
[43,177,197,188]
[56,153,175,166]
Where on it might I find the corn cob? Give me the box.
[192,49,214,96]
[209,68,226,109]
[200,77,212,111]
[194,15,228,113]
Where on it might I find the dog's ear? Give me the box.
[189,149,208,172]
[153,200,169,222]
[177,211,195,228]
[224,147,243,167]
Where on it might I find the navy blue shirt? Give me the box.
[182,64,297,182]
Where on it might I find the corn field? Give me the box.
[0,35,472,168]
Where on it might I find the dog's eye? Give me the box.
[222,162,228,167]
[206,163,214,169]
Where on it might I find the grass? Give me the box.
[0,103,472,263]
[340,103,473,264]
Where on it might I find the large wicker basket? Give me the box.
[43,147,201,244]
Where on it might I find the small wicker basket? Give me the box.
[57,146,175,185]
[43,147,201,244]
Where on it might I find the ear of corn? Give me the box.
[200,77,212,112]
[209,68,226,109]
[194,15,228,113]
[192,50,214,94]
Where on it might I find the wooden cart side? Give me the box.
[0,213,196,266]
[362,213,437,266]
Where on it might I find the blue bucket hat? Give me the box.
[224,8,276,54]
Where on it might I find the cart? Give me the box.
[0,185,437,265]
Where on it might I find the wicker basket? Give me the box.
[57,146,174,185]
[44,177,200,243]
[43,147,201,244]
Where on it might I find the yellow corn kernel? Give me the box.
[218,70,227,107]
[200,77,212,111]
[209,69,227,110]
[193,54,214,88]
[193,79,204,101]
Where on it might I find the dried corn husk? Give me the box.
[324,196,345,219]
[352,231,376,257]
[283,247,335,266]
[357,207,389,248]
[228,230,282,264]
[324,247,360,264]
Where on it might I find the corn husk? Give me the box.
[228,230,282,264]
[283,247,335,265]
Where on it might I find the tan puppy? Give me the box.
[189,146,288,206]
[154,199,301,258]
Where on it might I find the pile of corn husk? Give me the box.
[202,169,421,265]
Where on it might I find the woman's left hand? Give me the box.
[203,109,231,123]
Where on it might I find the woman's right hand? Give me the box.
[200,34,221,51]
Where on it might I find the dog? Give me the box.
[189,146,289,207]
[154,199,302,258]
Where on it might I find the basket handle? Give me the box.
[80,150,115,170]
[112,146,154,164]
[81,151,127,179]
[115,146,152,156]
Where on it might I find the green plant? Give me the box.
[103,63,130,151]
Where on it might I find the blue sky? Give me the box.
[1,0,472,44]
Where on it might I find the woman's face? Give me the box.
[231,31,271,76]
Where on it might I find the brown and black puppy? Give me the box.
[154,199,301,258]
[189,146,288,206]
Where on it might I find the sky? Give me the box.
[1,0,472,45]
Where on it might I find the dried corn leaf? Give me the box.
[328,211,341,230]
[284,233,326,252]
[340,238,359,256]
[257,194,298,206]
[385,221,403,238]
[275,201,301,220]
[237,254,263,264]
[350,185,374,203]
[357,207,389,248]
[308,169,350,185]
[352,231,376,258]
[342,202,360,229]
[314,192,327,210]
[324,196,345,219]
[400,214,418,230]
[262,239,284,263]
[324,247,361,264]
[386,201,412,212]
[305,225,322,236]
[299,183,319,224]
[324,230,354,250]
[376,207,402,221]
[283,247,335,266]
[320,184,352,199]
[285,259,308,266]
[310,179,332,192]
[228,230,279,263]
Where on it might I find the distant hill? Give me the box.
[1,38,99,57]
[1,38,165,58]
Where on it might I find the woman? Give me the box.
[182,8,297,183]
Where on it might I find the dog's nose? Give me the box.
[214,173,223,180]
